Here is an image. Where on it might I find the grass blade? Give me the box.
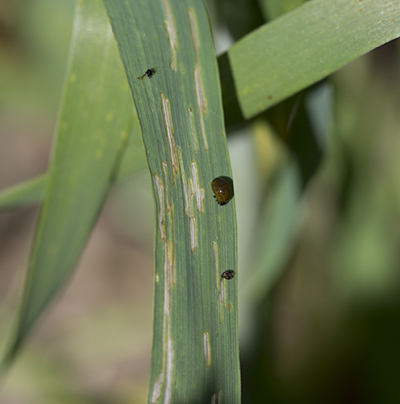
[221,0,400,122]
[0,175,47,212]
[103,0,240,401]
[1,0,135,367]
[258,0,306,20]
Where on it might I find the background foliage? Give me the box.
[1,0,400,402]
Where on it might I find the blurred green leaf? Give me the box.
[243,157,301,301]
[0,131,146,213]
[0,175,47,212]
[221,0,400,123]
[216,0,265,41]
[104,0,239,401]
[258,0,306,20]
[1,0,135,368]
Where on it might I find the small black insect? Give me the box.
[137,68,156,80]
[221,270,235,280]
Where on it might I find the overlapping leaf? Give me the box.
[1,0,136,367]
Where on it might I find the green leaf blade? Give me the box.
[2,0,135,367]
[104,0,240,402]
[0,129,147,213]
[225,0,400,119]
[0,175,46,211]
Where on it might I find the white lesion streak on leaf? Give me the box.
[151,174,165,403]
[188,9,199,51]
[188,107,199,153]
[202,332,211,368]
[178,148,199,253]
[161,0,177,71]
[155,175,166,241]
[199,112,208,151]
[162,162,175,283]
[194,65,206,111]
[194,65,208,150]
[162,162,172,218]
[188,162,204,251]
[177,147,191,216]
[187,10,203,155]
[151,174,175,403]
[189,216,197,252]
[219,279,226,324]
[213,241,219,289]
[163,241,174,404]
[211,391,222,404]
[190,162,204,213]
[161,94,178,175]
[151,371,163,403]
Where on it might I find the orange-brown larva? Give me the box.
[211,177,232,206]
